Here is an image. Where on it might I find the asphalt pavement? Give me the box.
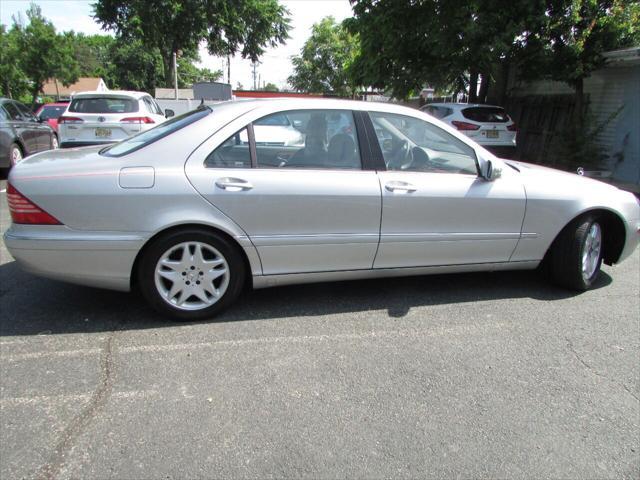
[1,177,639,479]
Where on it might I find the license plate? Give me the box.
[95,128,112,138]
[486,130,499,139]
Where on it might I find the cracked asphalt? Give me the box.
[1,177,639,479]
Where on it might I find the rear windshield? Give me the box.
[39,105,67,120]
[69,97,138,114]
[101,107,212,157]
[462,107,509,123]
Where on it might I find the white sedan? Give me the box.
[58,90,173,148]
[5,99,639,320]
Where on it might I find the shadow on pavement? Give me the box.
[0,260,611,337]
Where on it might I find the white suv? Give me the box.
[421,102,517,150]
[58,91,173,148]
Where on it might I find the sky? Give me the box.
[0,0,355,90]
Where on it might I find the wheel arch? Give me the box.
[130,223,255,291]
[544,208,627,266]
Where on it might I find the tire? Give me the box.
[51,134,59,150]
[138,228,245,320]
[549,215,603,290]
[9,143,23,167]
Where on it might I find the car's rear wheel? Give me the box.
[549,215,603,290]
[51,134,59,150]
[138,229,245,320]
[9,143,23,167]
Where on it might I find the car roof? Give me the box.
[41,102,69,106]
[71,90,150,100]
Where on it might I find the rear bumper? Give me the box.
[60,141,116,149]
[3,225,146,291]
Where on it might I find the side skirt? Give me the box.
[252,260,540,289]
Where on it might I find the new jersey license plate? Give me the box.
[95,128,112,138]
[486,130,499,139]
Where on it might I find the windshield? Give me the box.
[69,97,138,114]
[101,107,212,157]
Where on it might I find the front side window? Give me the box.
[3,103,22,121]
[254,110,361,170]
[69,97,138,114]
[369,112,478,175]
[204,128,251,168]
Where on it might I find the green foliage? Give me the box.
[262,82,279,92]
[348,0,639,102]
[93,0,290,85]
[288,17,360,97]
[1,4,80,105]
[0,24,30,98]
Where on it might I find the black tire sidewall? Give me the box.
[138,229,245,321]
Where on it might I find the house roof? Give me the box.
[42,77,106,96]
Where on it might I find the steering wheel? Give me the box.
[391,140,412,169]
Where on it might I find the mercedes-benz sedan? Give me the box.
[5,99,640,320]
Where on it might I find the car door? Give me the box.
[185,108,382,275]
[16,102,52,152]
[367,110,526,269]
[3,102,39,155]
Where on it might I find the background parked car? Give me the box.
[35,102,69,132]
[421,103,517,155]
[0,97,58,170]
[58,90,174,148]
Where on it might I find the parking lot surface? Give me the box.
[1,177,639,479]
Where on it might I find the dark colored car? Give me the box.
[35,102,69,132]
[0,98,58,170]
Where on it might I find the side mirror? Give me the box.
[165,109,175,118]
[481,159,502,181]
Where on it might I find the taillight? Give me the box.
[120,117,155,124]
[58,116,84,124]
[507,123,517,132]
[7,183,62,225]
[451,120,480,131]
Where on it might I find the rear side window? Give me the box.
[101,107,211,157]
[205,128,251,168]
[462,107,509,123]
[69,97,138,114]
[254,110,361,170]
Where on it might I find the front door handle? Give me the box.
[215,177,253,191]
[385,181,416,193]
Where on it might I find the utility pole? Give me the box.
[173,52,178,100]
[252,62,258,90]
[227,53,231,85]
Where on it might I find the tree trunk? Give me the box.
[478,73,490,104]
[574,77,584,129]
[468,69,478,103]
[31,84,40,109]
[162,53,173,88]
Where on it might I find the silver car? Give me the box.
[5,99,640,320]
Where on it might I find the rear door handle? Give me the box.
[215,177,253,191]
[385,181,416,193]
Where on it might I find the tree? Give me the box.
[11,5,80,106]
[347,0,546,100]
[93,0,290,87]
[534,0,639,125]
[0,25,29,99]
[262,82,279,92]
[288,17,360,97]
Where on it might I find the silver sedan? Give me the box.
[4,99,640,320]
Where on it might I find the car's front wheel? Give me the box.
[138,229,245,320]
[51,134,59,150]
[549,215,603,290]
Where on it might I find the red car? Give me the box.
[35,102,69,132]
